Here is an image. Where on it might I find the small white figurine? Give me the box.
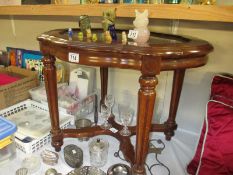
[133,9,150,44]
[122,31,127,44]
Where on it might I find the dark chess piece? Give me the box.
[108,24,117,41]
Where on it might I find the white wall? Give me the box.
[0,15,232,134]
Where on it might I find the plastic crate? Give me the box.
[0,99,74,154]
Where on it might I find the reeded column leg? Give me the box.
[165,69,185,140]
[132,75,158,175]
[100,67,108,105]
[43,56,63,152]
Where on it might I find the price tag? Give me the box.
[128,30,138,40]
[109,128,118,133]
[69,52,79,63]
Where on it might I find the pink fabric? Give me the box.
[210,75,233,106]
[0,73,20,86]
[187,101,233,175]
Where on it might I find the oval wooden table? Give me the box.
[37,29,213,175]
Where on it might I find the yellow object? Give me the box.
[86,29,92,39]
[78,32,84,41]
[105,31,112,43]
[0,136,12,149]
[92,33,98,42]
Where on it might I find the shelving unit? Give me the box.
[0,4,232,22]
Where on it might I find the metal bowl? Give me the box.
[71,166,106,175]
[107,164,132,175]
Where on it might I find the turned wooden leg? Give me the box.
[132,75,158,175]
[165,69,185,140]
[100,67,108,105]
[43,55,63,152]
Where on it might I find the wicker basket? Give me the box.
[0,66,39,109]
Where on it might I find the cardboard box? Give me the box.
[0,66,39,109]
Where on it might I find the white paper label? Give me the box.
[72,149,77,154]
[128,30,138,40]
[109,128,118,133]
[69,52,79,63]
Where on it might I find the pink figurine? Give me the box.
[133,9,150,44]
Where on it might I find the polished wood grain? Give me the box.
[38,29,213,175]
[0,4,233,22]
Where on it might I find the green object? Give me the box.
[102,9,116,32]
[164,0,181,3]
[92,34,98,42]
[79,15,91,36]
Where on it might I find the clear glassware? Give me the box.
[100,104,111,129]
[104,94,115,114]
[118,104,134,136]
[89,138,109,168]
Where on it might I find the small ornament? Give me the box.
[102,9,116,32]
[105,31,112,43]
[78,32,84,41]
[79,15,91,36]
[108,24,117,41]
[40,149,59,166]
[15,168,28,175]
[64,144,83,168]
[133,9,150,44]
[45,168,57,175]
[122,31,127,44]
[68,28,73,40]
[92,33,98,42]
[86,28,92,39]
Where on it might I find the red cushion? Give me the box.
[210,75,233,106]
[187,101,233,175]
[0,73,20,86]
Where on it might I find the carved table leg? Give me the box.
[132,75,158,175]
[43,55,63,152]
[165,69,185,140]
[100,67,108,105]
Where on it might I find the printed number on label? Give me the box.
[128,30,138,40]
[69,52,79,63]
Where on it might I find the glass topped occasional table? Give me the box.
[37,29,213,175]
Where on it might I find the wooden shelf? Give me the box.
[0,4,232,22]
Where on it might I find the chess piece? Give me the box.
[122,31,127,44]
[78,32,84,41]
[92,33,98,42]
[102,9,116,32]
[86,28,92,39]
[108,24,117,41]
[105,31,112,43]
[133,9,150,44]
[79,15,91,36]
[68,28,73,40]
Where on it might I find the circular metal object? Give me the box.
[75,118,92,141]
[41,149,59,166]
[15,168,28,175]
[107,164,132,175]
[64,144,83,168]
[73,166,106,175]
[45,168,57,175]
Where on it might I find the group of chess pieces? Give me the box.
[69,9,127,44]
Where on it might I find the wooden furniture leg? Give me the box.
[132,75,158,175]
[100,67,108,105]
[165,69,185,140]
[43,55,63,152]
